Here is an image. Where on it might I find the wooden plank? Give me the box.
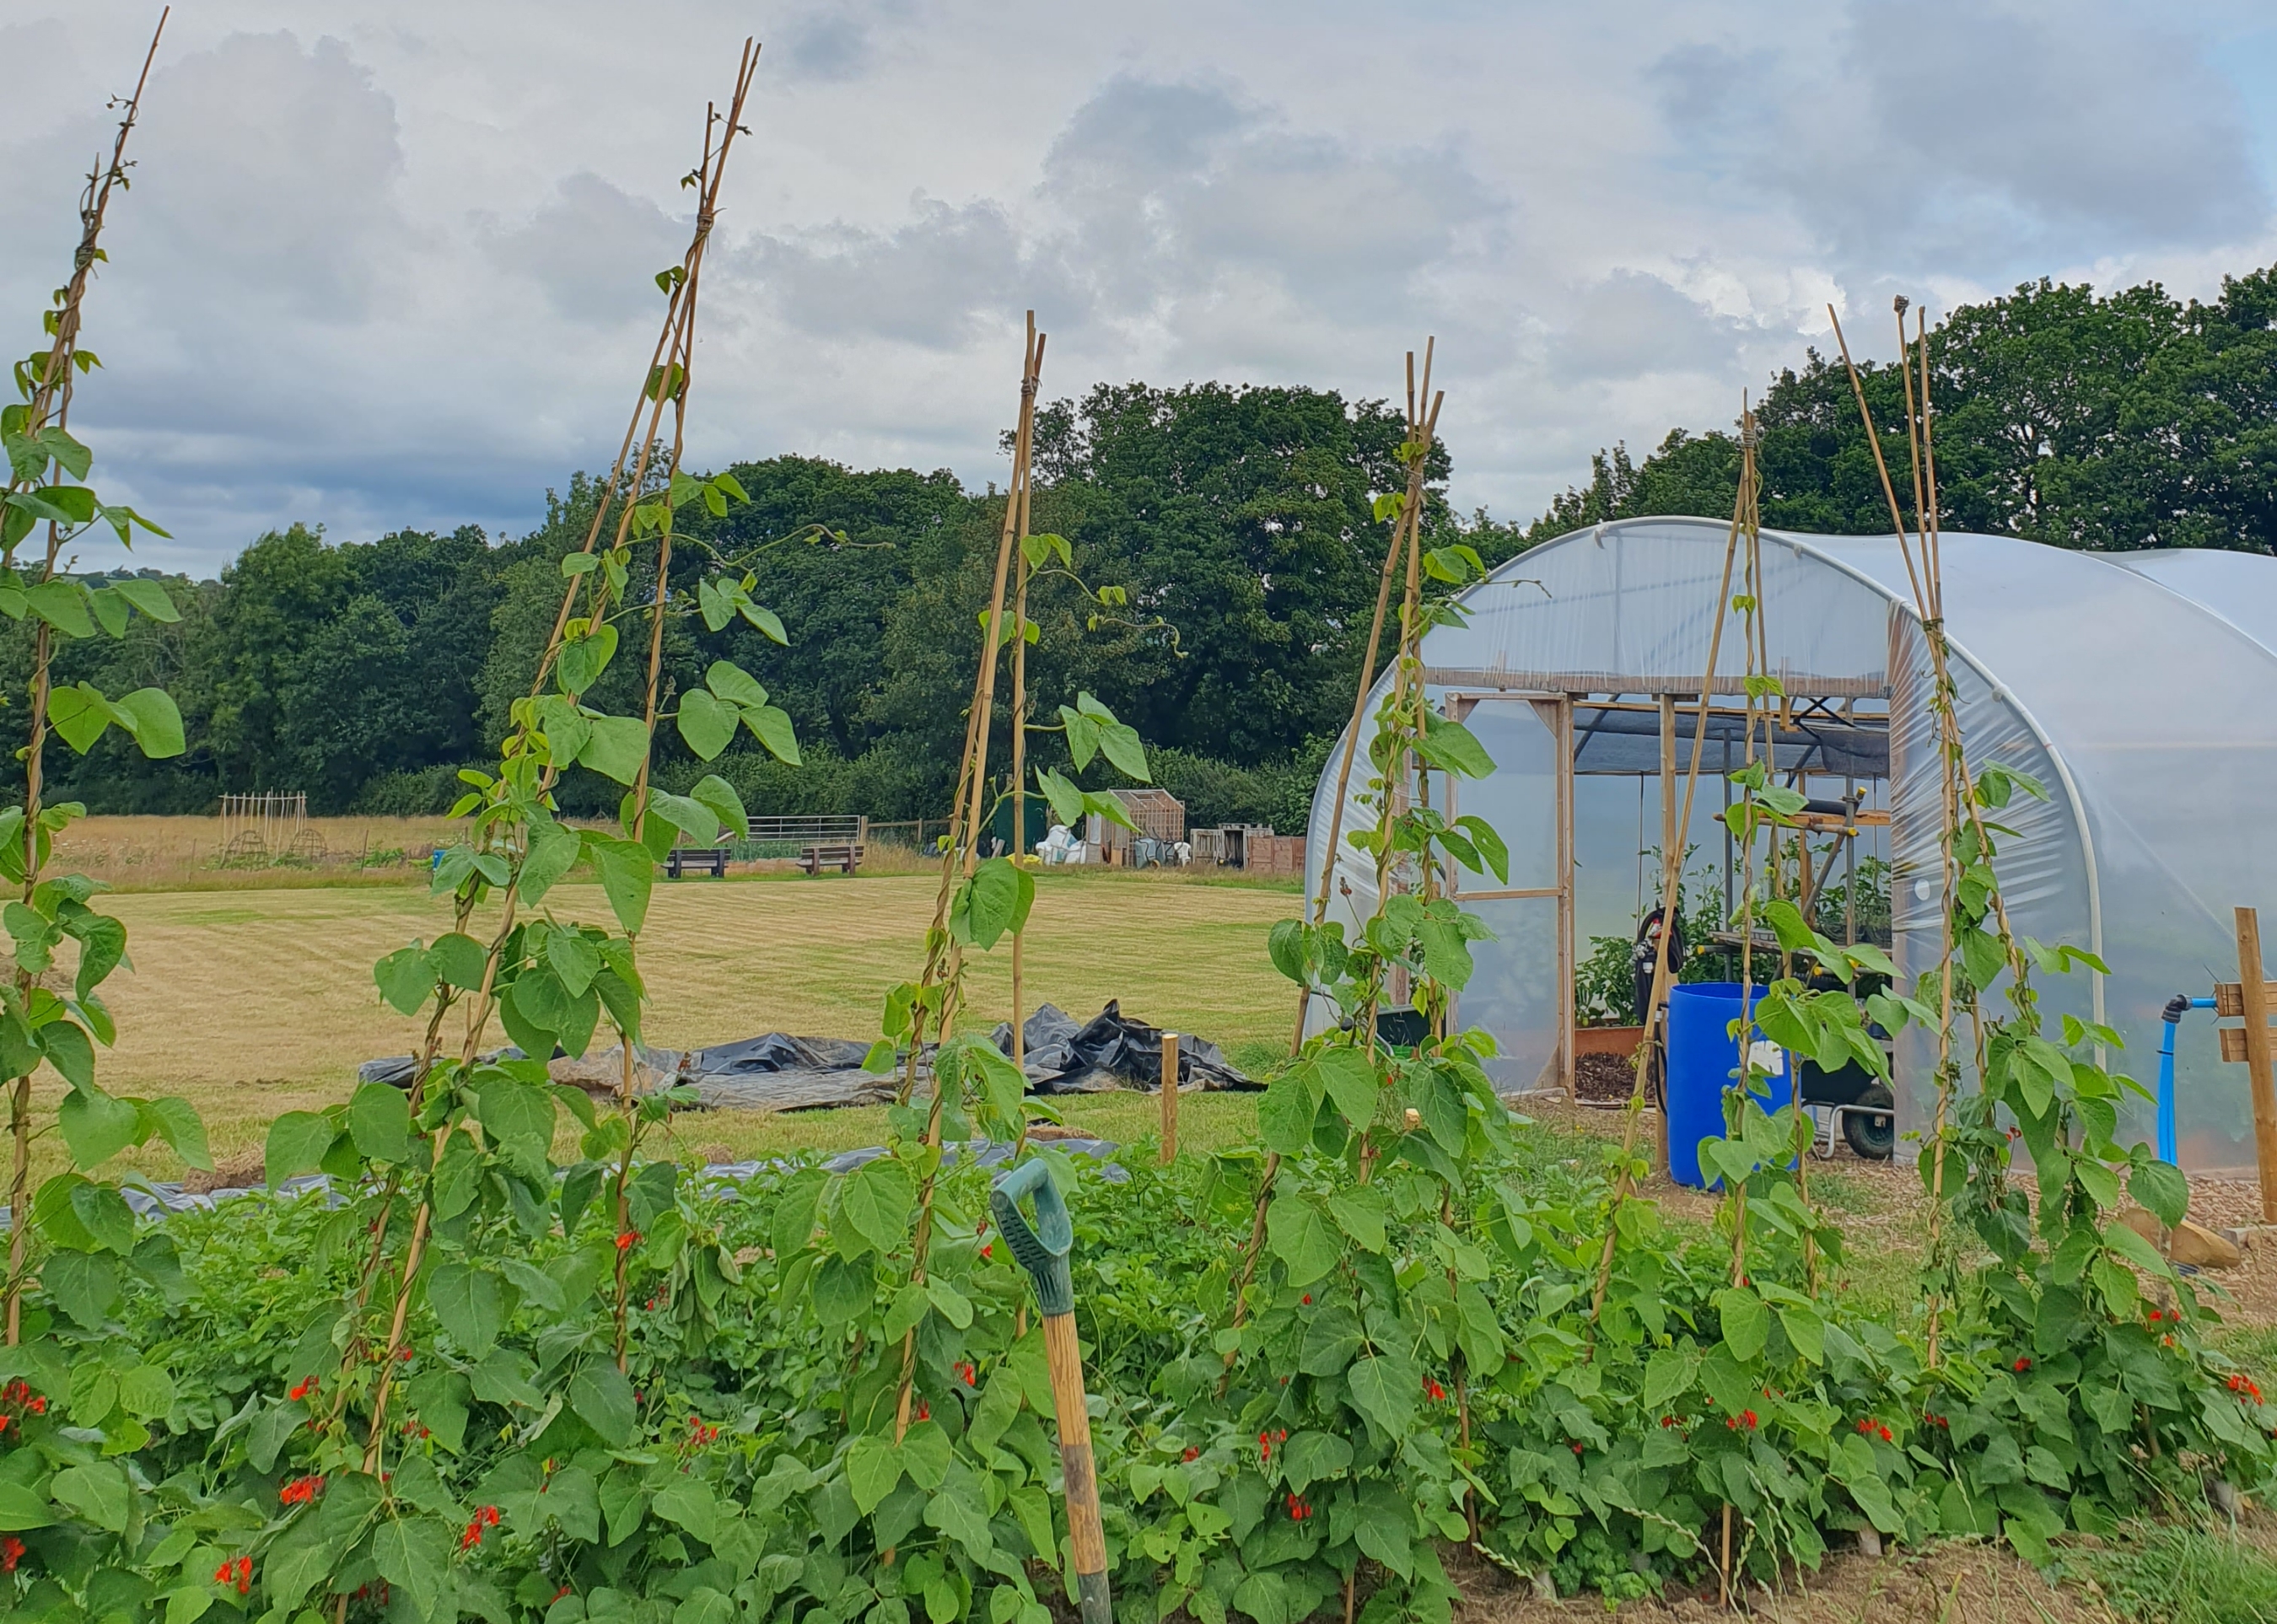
[2225,1026,2252,1063]
[2215,981,2277,1019]
[2237,907,2277,1222]
[1422,666,1889,700]
[1712,808,1888,833]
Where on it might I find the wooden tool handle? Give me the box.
[1042,1310,1110,1624]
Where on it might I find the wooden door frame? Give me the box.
[1444,691,1575,1094]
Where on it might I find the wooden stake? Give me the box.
[1160,1032,1180,1164]
[2237,907,2277,1222]
[1009,435,1035,1067]
[1657,693,1677,1164]
[1720,1503,1734,1609]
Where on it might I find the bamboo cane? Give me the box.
[3,10,169,1347]
[1588,454,1747,1330]
[892,319,1044,1444]
[1290,342,1433,1052]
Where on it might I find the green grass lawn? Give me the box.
[83,867,1302,1177]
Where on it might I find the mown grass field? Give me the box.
[83,866,1297,1175]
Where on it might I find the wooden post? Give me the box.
[2237,907,2277,1221]
[1659,695,1678,887]
[1557,696,1575,1092]
[1160,1033,1180,1164]
[1657,695,1677,1169]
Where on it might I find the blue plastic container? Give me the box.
[1666,982,1780,1190]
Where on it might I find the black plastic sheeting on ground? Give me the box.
[356,1003,1251,1114]
[358,1047,540,1089]
[677,1034,891,1112]
[992,1001,1254,1094]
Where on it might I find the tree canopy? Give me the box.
[8,264,2271,822]
[1527,269,2277,551]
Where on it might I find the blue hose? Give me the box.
[2159,994,2217,1163]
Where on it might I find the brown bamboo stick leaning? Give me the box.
[1289,341,1434,1053]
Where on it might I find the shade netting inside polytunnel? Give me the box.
[1305,516,2277,1173]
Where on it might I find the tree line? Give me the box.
[16,266,2273,824]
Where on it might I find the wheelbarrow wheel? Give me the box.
[1844,1084,1895,1160]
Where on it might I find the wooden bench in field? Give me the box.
[798,842,864,875]
[665,847,730,879]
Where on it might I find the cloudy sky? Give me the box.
[5,1,2274,577]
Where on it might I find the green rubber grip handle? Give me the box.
[990,1159,1074,1317]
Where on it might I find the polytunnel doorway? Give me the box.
[1439,687,1892,1099]
[1441,694,1572,1097]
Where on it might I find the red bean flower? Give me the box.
[2013,1356,2032,1372]
[1182,1447,1198,1462]
[0,1536,21,1573]
[616,1230,639,1252]
[956,1363,977,1387]
[288,1376,318,1402]
[1424,1379,1447,1402]
[460,1506,502,1551]
[279,1476,323,1507]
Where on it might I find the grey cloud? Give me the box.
[1041,74,1505,322]
[115,31,406,320]
[782,14,876,82]
[1548,271,1757,383]
[771,0,921,83]
[483,173,686,324]
[1652,0,2269,272]
[751,197,1081,348]
[741,73,1507,358]
[1856,0,2265,244]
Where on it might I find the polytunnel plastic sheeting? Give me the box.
[1822,533,2277,1169]
[2110,550,2277,658]
[1302,517,2277,1171]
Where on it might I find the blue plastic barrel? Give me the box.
[1666,982,1780,1190]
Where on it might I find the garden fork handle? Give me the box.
[991,1159,1109,1624]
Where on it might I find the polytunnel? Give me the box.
[1304,517,2277,1173]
